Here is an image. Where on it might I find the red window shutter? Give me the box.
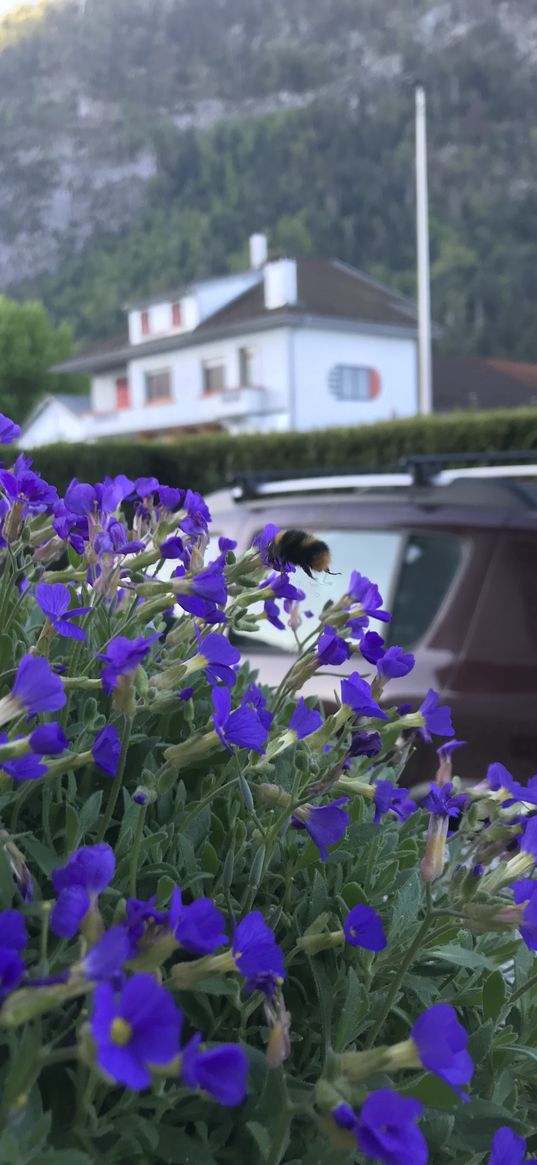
[141,311,150,336]
[116,378,130,409]
[172,302,182,327]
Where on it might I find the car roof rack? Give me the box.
[231,450,537,503]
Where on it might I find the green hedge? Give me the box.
[17,408,537,495]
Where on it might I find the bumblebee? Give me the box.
[266,528,333,579]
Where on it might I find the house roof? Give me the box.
[54,393,92,416]
[53,258,419,375]
[20,393,91,437]
[433,355,537,411]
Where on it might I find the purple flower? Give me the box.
[11,654,66,716]
[96,474,134,513]
[64,479,97,517]
[343,905,387,951]
[93,520,144,557]
[83,926,131,981]
[261,573,305,602]
[418,689,454,742]
[0,414,21,444]
[340,673,388,720]
[159,536,185,560]
[291,798,350,861]
[97,634,160,694]
[512,880,537,950]
[0,465,58,511]
[176,593,226,623]
[317,625,350,666]
[411,1003,473,1099]
[158,486,182,512]
[177,489,211,537]
[232,912,286,997]
[195,628,240,688]
[377,646,415,680]
[420,782,467,819]
[252,523,281,566]
[50,843,115,939]
[264,598,285,630]
[346,571,391,623]
[332,1091,427,1165]
[134,476,159,499]
[359,631,386,664]
[181,1035,248,1107]
[35,581,90,640]
[212,688,268,753]
[520,817,537,861]
[92,725,121,777]
[288,698,323,739]
[91,974,182,1090]
[488,1127,537,1165]
[29,723,68,755]
[168,887,227,954]
[0,948,25,1002]
[2,752,48,782]
[347,731,383,760]
[190,563,227,606]
[373,781,417,824]
[0,909,27,951]
[243,684,273,731]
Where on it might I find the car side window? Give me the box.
[387,533,464,648]
[235,529,404,652]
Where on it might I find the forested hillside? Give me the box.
[3,0,537,357]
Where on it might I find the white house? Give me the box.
[21,235,419,447]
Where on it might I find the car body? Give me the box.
[198,464,537,784]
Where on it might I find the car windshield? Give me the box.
[235,529,404,652]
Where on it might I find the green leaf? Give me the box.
[340,881,368,909]
[246,1121,271,1162]
[426,945,496,971]
[333,967,367,1051]
[483,970,506,1021]
[77,790,103,839]
[0,841,14,908]
[21,836,58,877]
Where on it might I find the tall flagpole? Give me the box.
[415,85,433,414]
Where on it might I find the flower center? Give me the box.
[110,1017,132,1047]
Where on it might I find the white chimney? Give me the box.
[264,258,297,310]
[249,233,268,269]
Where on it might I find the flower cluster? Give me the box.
[0,414,531,1163]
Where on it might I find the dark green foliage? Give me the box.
[0,297,86,423]
[3,0,537,358]
[18,408,537,495]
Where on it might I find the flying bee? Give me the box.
[265,528,336,579]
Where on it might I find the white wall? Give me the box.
[127,272,262,344]
[91,372,124,413]
[22,401,87,448]
[125,327,291,426]
[290,327,418,430]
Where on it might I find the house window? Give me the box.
[202,360,226,394]
[328,366,381,401]
[239,346,255,385]
[115,377,130,410]
[172,302,182,328]
[145,369,172,403]
[141,310,150,336]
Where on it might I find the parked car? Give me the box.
[184,454,537,784]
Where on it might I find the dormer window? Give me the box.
[141,310,150,336]
[172,302,182,328]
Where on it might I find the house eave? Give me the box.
[53,312,420,376]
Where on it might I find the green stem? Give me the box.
[366,891,434,1048]
[129,803,147,898]
[510,969,537,1005]
[96,715,132,843]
